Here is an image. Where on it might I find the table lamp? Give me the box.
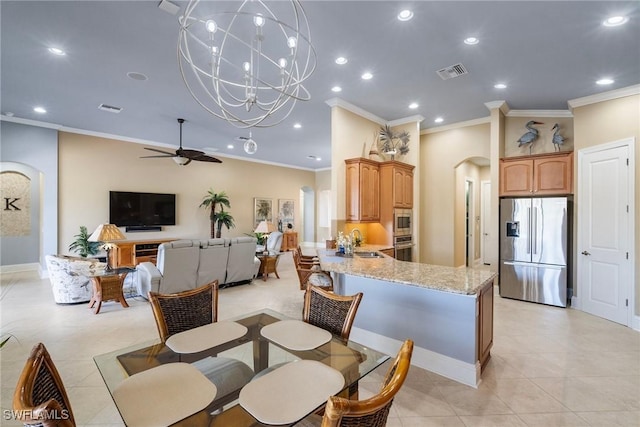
[254,220,277,254]
[88,224,126,270]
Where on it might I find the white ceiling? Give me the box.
[2,1,639,169]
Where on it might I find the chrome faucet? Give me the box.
[350,228,363,247]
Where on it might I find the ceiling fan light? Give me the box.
[173,156,190,165]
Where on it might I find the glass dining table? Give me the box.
[93,309,390,426]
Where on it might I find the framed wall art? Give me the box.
[254,197,273,228]
[278,199,294,230]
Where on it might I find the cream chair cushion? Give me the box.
[155,240,200,294]
[227,237,261,283]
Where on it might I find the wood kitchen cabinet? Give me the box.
[500,151,573,196]
[281,232,298,251]
[345,158,380,222]
[380,161,415,208]
[477,280,494,370]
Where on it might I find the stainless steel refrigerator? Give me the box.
[499,197,572,307]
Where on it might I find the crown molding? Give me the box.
[387,115,425,127]
[506,110,573,118]
[1,115,62,130]
[422,116,491,135]
[484,100,510,115]
[568,84,640,110]
[325,98,386,125]
[1,115,317,172]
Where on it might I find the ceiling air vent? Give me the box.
[436,63,469,80]
[98,104,122,113]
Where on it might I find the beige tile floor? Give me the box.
[1,252,639,426]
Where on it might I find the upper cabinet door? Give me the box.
[500,152,573,196]
[345,158,380,222]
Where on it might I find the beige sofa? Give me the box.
[45,255,106,304]
[137,238,260,297]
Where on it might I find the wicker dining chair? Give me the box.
[303,285,363,341]
[13,343,76,427]
[296,245,319,263]
[320,339,414,427]
[293,249,321,269]
[148,281,219,342]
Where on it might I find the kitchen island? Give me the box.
[317,248,497,388]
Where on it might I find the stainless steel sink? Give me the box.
[354,251,383,258]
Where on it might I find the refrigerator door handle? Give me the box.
[503,261,563,270]
[532,207,537,255]
[527,207,531,254]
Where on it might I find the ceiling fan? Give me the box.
[141,118,222,165]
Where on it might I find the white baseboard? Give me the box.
[350,326,481,388]
[0,263,40,274]
[632,315,640,332]
[571,295,581,309]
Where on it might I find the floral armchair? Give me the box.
[45,255,106,304]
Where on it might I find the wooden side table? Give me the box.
[257,253,281,282]
[88,267,135,314]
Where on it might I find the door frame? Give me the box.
[481,180,491,265]
[465,178,475,267]
[576,137,635,327]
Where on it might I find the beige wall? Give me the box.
[572,94,640,313]
[58,132,316,253]
[315,169,332,242]
[420,123,491,266]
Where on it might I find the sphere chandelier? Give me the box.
[178,0,317,129]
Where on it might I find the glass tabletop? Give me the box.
[86,266,136,278]
[93,309,390,426]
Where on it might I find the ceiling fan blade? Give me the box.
[144,147,177,156]
[140,154,176,158]
[177,148,206,158]
[191,154,223,163]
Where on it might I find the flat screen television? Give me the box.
[109,191,176,227]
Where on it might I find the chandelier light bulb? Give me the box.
[244,133,258,154]
[243,62,251,72]
[205,19,217,33]
[253,15,265,27]
[287,36,297,49]
[279,58,287,68]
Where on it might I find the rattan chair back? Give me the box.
[13,343,76,427]
[148,281,219,342]
[303,285,363,340]
[320,339,413,427]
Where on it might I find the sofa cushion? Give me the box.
[197,238,230,286]
[156,240,200,294]
[226,237,260,284]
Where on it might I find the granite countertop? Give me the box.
[317,248,497,296]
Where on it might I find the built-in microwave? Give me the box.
[393,209,412,236]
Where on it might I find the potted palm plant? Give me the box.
[68,225,100,258]
[200,189,231,238]
[214,208,236,238]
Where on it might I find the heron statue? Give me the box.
[517,120,543,154]
[551,123,566,151]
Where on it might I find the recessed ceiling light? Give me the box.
[293,123,302,129]
[316,157,322,161]
[397,10,413,21]
[127,72,148,81]
[33,106,47,114]
[434,117,444,123]
[331,86,342,92]
[227,144,234,149]
[335,57,348,65]
[464,37,479,45]
[408,102,419,109]
[48,47,66,56]
[596,78,614,85]
[603,16,629,27]
[5,112,14,117]
[361,72,373,80]
[494,83,507,89]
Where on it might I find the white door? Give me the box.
[481,180,491,265]
[578,140,633,326]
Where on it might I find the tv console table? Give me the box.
[110,239,176,268]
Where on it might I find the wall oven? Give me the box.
[393,209,412,236]
[394,235,413,262]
